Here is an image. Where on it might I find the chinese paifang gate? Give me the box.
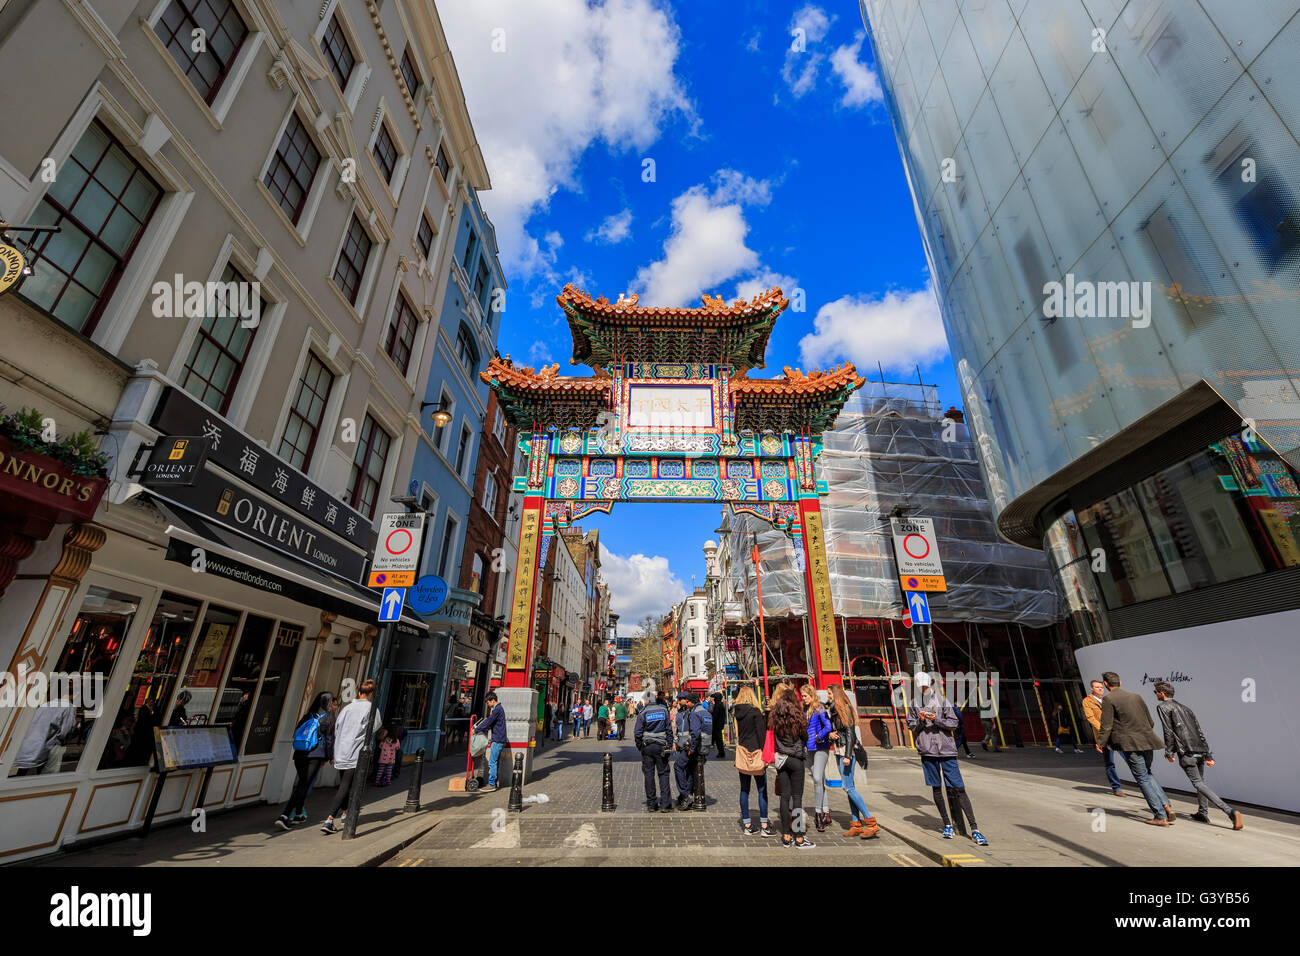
[481,285,865,709]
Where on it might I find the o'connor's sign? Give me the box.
[0,242,25,294]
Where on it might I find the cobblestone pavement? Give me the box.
[389,732,933,866]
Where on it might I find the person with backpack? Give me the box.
[732,685,772,836]
[320,680,381,834]
[634,691,673,812]
[828,684,878,839]
[597,700,610,740]
[277,692,336,829]
[908,672,988,846]
[800,684,834,832]
[770,690,813,848]
[672,692,702,810]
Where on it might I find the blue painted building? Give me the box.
[386,186,507,758]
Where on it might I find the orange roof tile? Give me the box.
[731,364,865,399]
[557,283,788,324]
[480,357,614,397]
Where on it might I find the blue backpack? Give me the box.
[293,711,325,752]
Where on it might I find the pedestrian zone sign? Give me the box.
[890,516,946,592]
[378,587,404,623]
[368,512,425,588]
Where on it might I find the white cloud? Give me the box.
[830,32,883,108]
[440,0,693,275]
[600,547,689,637]
[631,170,773,307]
[798,281,948,372]
[585,208,633,244]
[782,5,833,98]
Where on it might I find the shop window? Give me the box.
[215,614,274,750]
[20,120,162,336]
[9,585,140,777]
[98,592,201,770]
[172,604,241,723]
[389,671,434,730]
[243,623,303,756]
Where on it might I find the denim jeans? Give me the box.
[1102,746,1122,792]
[1122,749,1169,818]
[552,718,563,740]
[838,755,871,821]
[487,741,507,787]
[738,771,768,824]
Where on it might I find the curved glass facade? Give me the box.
[861,0,1300,516]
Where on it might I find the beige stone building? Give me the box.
[0,0,489,859]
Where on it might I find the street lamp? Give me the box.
[420,400,452,429]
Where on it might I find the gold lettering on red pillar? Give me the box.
[505,498,543,683]
[799,500,842,684]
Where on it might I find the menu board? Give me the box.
[153,725,238,771]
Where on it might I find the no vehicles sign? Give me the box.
[367,512,425,588]
[890,516,946,592]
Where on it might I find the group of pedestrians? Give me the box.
[1085,672,1244,830]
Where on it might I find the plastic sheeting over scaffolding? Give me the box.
[718,381,1060,627]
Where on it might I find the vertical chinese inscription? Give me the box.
[507,504,542,671]
[802,508,842,674]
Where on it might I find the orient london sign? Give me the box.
[890,516,946,592]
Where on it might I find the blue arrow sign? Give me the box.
[379,587,405,623]
[907,591,931,625]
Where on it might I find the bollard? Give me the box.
[691,750,707,812]
[402,748,426,813]
[946,785,967,837]
[508,753,525,812]
[880,721,892,750]
[601,752,616,812]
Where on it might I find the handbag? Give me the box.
[761,729,776,764]
[853,743,870,770]
[735,744,766,775]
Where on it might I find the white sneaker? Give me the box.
[1054,747,1063,753]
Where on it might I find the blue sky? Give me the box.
[442,1,958,633]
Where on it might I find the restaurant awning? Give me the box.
[149,498,427,630]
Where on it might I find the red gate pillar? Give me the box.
[503,495,545,688]
[797,497,843,688]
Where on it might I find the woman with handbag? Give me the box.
[800,684,834,832]
[732,686,773,836]
[770,692,814,849]
[828,684,879,839]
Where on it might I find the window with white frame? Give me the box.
[433,387,453,450]
[262,112,321,225]
[278,351,334,470]
[454,423,472,478]
[320,13,355,92]
[153,0,249,104]
[332,214,373,305]
[178,262,266,414]
[20,121,163,335]
[492,406,507,448]
[438,514,459,578]
[345,413,391,518]
[483,471,498,519]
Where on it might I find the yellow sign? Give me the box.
[802,509,842,674]
[900,574,946,592]
[507,505,541,670]
[368,570,415,588]
[168,439,189,460]
[0,243,25,295]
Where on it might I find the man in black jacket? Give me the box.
[710,692,726,759]
[634,692,673,812]
[1154,682,1243,830]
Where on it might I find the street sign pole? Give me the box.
[342,507,426,841]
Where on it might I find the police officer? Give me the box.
[634,692,673,812]
[692,692,714,801]
[673,692,702,810]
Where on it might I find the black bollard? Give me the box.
[601,752,616,812]
[946,785,967,836]
[691,750,707,811]
[508,753,524,812]
[401,748,426,813]
[880,721,893,749]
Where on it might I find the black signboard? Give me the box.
[155,465,368,583]
[139,435,210,487]
[151,387,372,550]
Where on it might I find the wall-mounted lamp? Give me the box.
[421,400,452,428]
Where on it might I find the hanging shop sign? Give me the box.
[154,465,367,583]
[150,386,371,549]
[137,435,210,487]
[407,575,449,617]
[0,242,25,294]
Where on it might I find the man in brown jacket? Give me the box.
[1082,679,1124,796]
[1096,672,1174,826]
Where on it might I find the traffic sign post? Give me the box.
[907,591,931,625]
[379,587,405,622]
[367,512,426,589]
[890,516,946,592]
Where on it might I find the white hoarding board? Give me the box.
[1075,608,1300,813]
[627,384,714,428]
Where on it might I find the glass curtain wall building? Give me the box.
[861,0,1300,811]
